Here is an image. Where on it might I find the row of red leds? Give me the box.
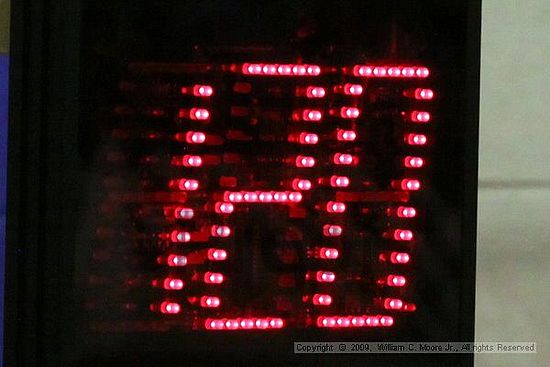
[106,62,433,331]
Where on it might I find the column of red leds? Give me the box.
[105,62,432,332]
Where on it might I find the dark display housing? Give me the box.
[5,1,480,366]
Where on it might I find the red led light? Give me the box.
[343,83,363,95]
[414,88,434,100]
[323,224,343,237]
[388,67,401,77]
[380,316,394,326]
[326,201,346,213]
[404,156,424,168]
[242,63,321,76]
[172,178,199,191]
[336,129,357,142]
[189,108,210,121]
[170,230,191,243]
[400,179,421,191]
[211,225,231,237]
[390,252,410,264]
[200,296,221,308]
[410,111,431,123]
[288,191,302,203]
[205,317,284,330]
[406,133,427,146]
[333,153,355,165]
[315,271,336,283]
[302,109,323,121]
[384,298,404,310]
[185,131,206,144]
[312,294,332,306]
[160,301,181,314]
[416,67,430,78]
[298,132,319,145]
[353,65,373,76]
[243,191,258,202]
[177,155,203,167]
[204,272,224,284]
[292,178,312,191]
[306,86,326,98]
[387,274,407,287]
[340,107,360,119]
[330,175,350,187]
[258,192,273,202]
[174,207,194,219]
[353,65,430,78]
[296,155,316,168]
[167,254,188,267]
[215,202,234,214]
[317,315,393,328]
[208,248,227,261]
[373,66,387,77]
[318,247,340,259]
[397,206,417,218]
[163,277,184,290]
[192,85,213,97]
[393,229,414,241]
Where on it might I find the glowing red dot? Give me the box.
[404,156,424,168]
[406,133,427,146]
[306,86,326,98]
[330,175,350,187]
[277,64,292,75]
[323,224,342,237]
[312,294,332,306]
[160,301,181,314]
[296,155,316,168]
[373,66,387,76]
[333,153,354,165]
[306,65,321,76]
[182,155,202,167]
[397,206,417,218]
[292,65,307,75]
[243,191,258,202]
[193,85,213,97]
[340,107,360,119]
[319,247,339,259]
[215,202,234,214]
[316,271,336,283]
[299,132,319,145]
[415,88,434,100]
[204,272,225,284]
[167,254,187,267]
[200,296,221,308]
[177,178,199,191]
[387,275,407,287]
[390,252,410,264]
[388,67,402,77]
[269,318,285,328]
[402,67,416,77]
[174,207,194,219]
[337,129,357,141]
[292,178,312,191]
[384,298,404,310]
[416,67,430,78]
[351,316,365,327]
[343,83,363,95]
[211,225,231,237]
[380,316,394,326]
[170,230,191,243]
[163,277,184,290]
[302,109,322,121]
[262,64,277,75]
[240,318,255,329]
[394,229,414,241]
[258,191,273,202]
[288,191,302,202]
[208,249,227,261]
[225,319,239,330]
[401,179,421,191]
[255,319,270,329]
[206,318,225,330]
[326,201,346,213]
[185,131,206,144]
[189,108,210,120]
[411,111,431,122]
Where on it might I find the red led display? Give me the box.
[93,60,433,333]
